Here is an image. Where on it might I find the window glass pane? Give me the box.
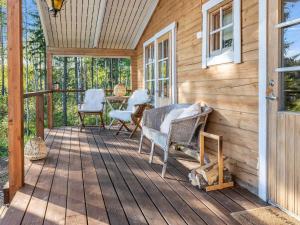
[146,64,154,80]
[158,42,163,60]
[210,32,221,53]
[146,81,155,101]
[282,24,300,67]
[158,61,169,79]
[222,6,233,26]
[222,26,233,48]
[211,11,220,31]
[282,0,300,22]
[163,40,169,59]
[283,71,300,111]
[158,80,170,98]
[151,44,154,60]
[145,47,149,63]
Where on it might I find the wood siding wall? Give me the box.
[135,0,259,193]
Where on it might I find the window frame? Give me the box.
[144,43,156,101]
[275,0,300,111]
[209,3,233,57]
[201,0,241,68]
[143,22,177,107]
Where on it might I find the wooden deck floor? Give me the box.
[1,127,267,225]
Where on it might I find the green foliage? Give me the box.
[0,95,7,156]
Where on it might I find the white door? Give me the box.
[267,0,300,216]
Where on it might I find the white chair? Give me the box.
[78,89,106,131]
[109,89,151,138]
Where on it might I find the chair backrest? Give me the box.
[126,89,150,111]
[83,89,105,110]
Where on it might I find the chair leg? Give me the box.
[129,117,142,139]
[149,142,155,164]
[78,112,85,132]
[161,149,169,178]
[116,122,124,135]
[138,133,144,153]
[100,112,105,129]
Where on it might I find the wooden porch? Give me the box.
[1,127,266,225]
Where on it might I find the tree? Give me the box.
[62,57,68,126]
[0,1,6,95]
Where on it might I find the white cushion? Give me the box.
[127,89,150,111]
[78,89,105,112]
[178,103,202,119]
[109,110,132,122]
[160,108,185,134]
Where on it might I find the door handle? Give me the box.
[266,80,278,101]
[266,94,278,101]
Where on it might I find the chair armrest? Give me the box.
[142,105,172,130]
[168,112,210,146]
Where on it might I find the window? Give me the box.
[209,3,233,57]
[143,23,176,107]
[277,0,300,111]
[145,43,155,103]
[157,37,170,98]
[201,0,241,68]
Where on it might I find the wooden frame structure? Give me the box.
[199,132,234,192]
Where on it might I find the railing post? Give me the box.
[36,95,44,140]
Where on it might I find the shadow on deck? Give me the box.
[0,127,267,225]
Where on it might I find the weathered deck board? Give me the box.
[1,128,267,225]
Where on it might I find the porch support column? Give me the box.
[47,52,53,129]
[130,54,138,91]
[7,0,24,200]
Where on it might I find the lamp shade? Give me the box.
[45,0,65,17]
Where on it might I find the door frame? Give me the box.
[143,22,177,107]
[258,0,268,202]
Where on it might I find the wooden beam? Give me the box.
[130,55,138,90]
[7,0,24,200]
[47,47,136,58]
[36,95,44,140]
[47,53,53,129]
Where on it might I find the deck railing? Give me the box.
[23,89,132,140]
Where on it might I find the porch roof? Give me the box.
[36,0,159,51]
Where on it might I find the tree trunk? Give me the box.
[24,0,30,135]
[75,57,79,104]
[0,6,5,96]
[91,57,94,88]
[39,52,42,90]
[62,57,68,126]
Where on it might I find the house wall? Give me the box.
[135,0,259,193]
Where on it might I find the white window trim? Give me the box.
[201,0,241,68]
[143,22,177,107]
[258,0,267,202]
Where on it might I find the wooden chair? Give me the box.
[109,89,151,138]
[78,89,106,131]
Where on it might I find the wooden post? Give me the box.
[47,52,53,128]
[36,95,44,140]
[7,0,24,200]
[130,55,138,91]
